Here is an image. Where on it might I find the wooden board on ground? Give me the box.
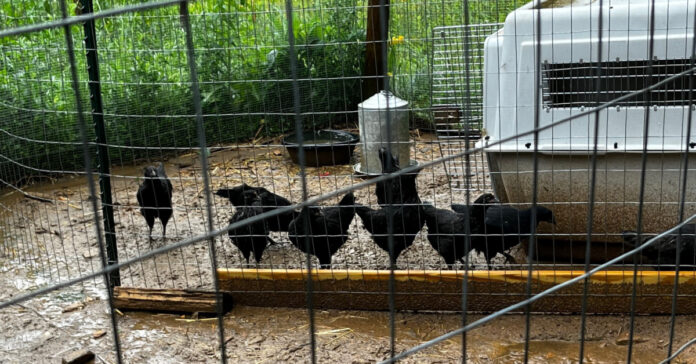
[113,287,233,314]
[218,268,696,314]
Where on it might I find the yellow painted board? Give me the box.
[218,268,696,286]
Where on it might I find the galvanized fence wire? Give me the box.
[56,0,123,361]
[285,0,317,361]
[179,2,228,362]
[2,0,696,362]
[660,337,696,364]
[522,1,543,361]
[377,214,696,364]
[579,0,606,362]
[396,0,696,362]
[669,2,696,360]
[627,0,660,359]
[0,0,184,39]
[455,1,473,361]
[0,56,694,361]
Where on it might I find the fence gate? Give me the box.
[432,23,502,192]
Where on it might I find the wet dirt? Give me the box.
[0,133,513,295]
[1,297,695,363]
[2,133,696,362]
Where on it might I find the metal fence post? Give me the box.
[80,0,120,287]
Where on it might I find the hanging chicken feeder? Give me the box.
[354,90,415,175]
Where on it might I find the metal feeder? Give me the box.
[354,90,413,175]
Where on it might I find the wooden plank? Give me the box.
[218,268,696,285]
[218,268,696,314]
[113,287,233,314]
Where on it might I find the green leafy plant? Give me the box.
[0,0,519,183]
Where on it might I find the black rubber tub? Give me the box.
[282,130,359,167]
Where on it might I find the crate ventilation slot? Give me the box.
[542,59,696,108]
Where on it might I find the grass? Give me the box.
[0,0,519,183]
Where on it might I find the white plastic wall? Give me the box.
[480,0,696,153]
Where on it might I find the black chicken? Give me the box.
[450,193,497,215]
[288,192,356,269]
[215,184,295,232]
[476,204,556,269]
[450,193,498,217]
[374,147,420,206]
[359,146,425,266]
[215,183,261,206]
[253,189,296,232]
[421,203,469,267]
[227,190,278,265]
[136,163,173,240]
[422,193,497,267]
[622,224,696,270]
[356,204,425,267]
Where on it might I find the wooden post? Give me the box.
[363,0,390,98]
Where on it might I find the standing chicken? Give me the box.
[288,192,356,269]
[136,163,173,240]
[357,203,425,267]
[422,193,497,268]
[216,184,295,232]
[476,204,556,269]
[215,183,261,206]
[227,190,277,266]
[374,147,420,206]
[358,147,425,266]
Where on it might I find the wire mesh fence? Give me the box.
[1,0,696,362]
[432,23,502,193]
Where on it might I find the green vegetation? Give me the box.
[0,0,518,183]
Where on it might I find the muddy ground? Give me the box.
[2,287,696,363]
[0,133,511,293]
[1,133,696,362]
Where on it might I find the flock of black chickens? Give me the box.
[135,148,696,270]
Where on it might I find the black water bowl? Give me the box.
[282,130,359,167]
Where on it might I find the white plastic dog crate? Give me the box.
[479,0,696,241]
